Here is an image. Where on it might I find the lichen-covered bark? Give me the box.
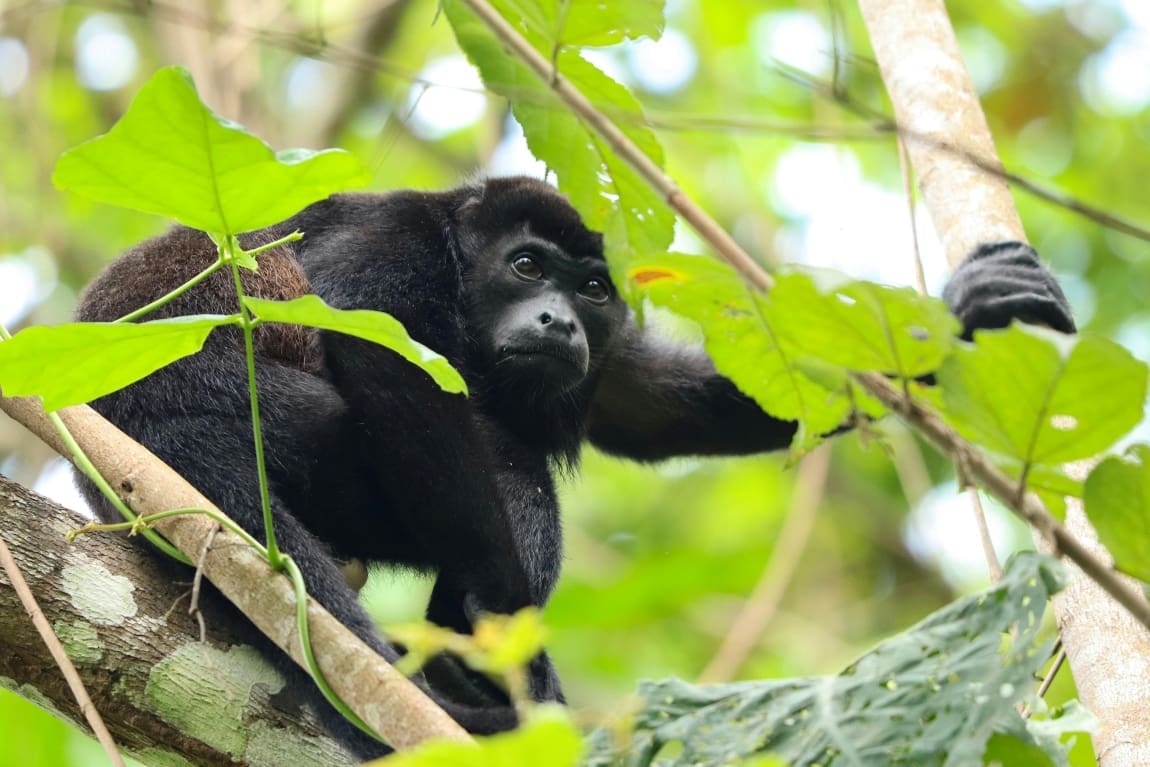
[0,395,469,750]
[0,475,355,767]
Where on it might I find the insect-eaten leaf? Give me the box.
[53,67,368,235]
[583,553,1070,767]
[1085,444,1150,582]
[244,295,467,395]
[0,316,231,411]
[937,324,1147,467]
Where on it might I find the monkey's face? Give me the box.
[465,227,624,395]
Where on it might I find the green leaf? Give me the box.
[243,295,467,395]
[370,709,581,767]
[1084,444,1150,582]
[53,67,368,235]
[629,254,852,449]
[769,269,960,379]
[473,608,548,673]
[995,460,1083,521]
[584,553,1068,767]
[983,733,1057,767]
[937,325,1148,466]
[555,0,665,47]
[0,317,231,411]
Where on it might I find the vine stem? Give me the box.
[115,257,223,323]
[112,232,302,324]
[454,0,1150,634]
[45,410,192,565]
[223,236,281,567]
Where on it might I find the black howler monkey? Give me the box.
[73,176,1074,758]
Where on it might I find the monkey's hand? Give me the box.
[942,241,1076,340]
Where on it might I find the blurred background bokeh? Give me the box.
[1,0,1147,763]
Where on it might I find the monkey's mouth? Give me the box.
[498,344,587,379]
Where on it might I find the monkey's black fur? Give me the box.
[944,241,1076,339]
[73,176,1074,758]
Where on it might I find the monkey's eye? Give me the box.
[511,255,543,280]
[579,277,611,304]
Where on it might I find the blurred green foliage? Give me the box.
[2,0,1147,764]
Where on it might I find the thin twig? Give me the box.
[1021,641,1066,719]
[775,65,1150,245]
[189,524,220,642]
[0,532,126,767]
[892,152,1001,583]
[1036,645,1067,700]
[966,488,1003,583]
[698,444,831,684]
[896,137,928,297]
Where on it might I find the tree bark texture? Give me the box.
[859,1,1150,764]
[0,474,356,767]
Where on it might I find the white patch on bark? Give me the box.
[60,560,138,625]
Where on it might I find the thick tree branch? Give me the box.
[858,2,1150,764]
[0,475,354,766]
[0,395,470,753]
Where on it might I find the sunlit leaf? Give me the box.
[937,325,1147,466]
[473,608,548,672]
[632,253,852,448]
[769,269,960,379]
[370,709,581,767]
[1084,444,1150,582]
[244,295,467,395]
[584,553,1068,767]
[0,317,231,411]
[53,67,367,235]
[995,460,1083,520]
[556,0,665,47]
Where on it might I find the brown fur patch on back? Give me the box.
[75,226,323,373]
